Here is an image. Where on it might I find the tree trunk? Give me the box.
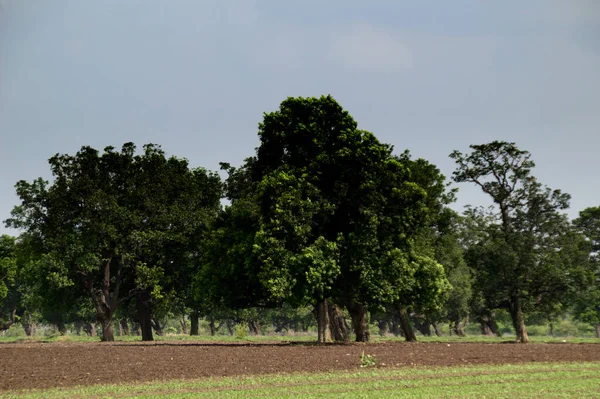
[226,320,234,336]
[549,322,554,337]
[209,317,216,336]
[595,323,600,339]
[328,303,349,341]
[316,298,331,343]
[479,314,501,337]
[75,321,82,336]
[22,313,35,336]
[453,320,466,337]
[82,322,95,337]
[377,320,389,337]
[248,320,261,335]
[390,319,402,337]
[136,291,154,342]
[480,320,492,336]
[100,317,114,342]
[398,305,417,342]
[87,254,123,342]
[120,318,130,336]
[190,310,199,336]
[274,322,287,333]
[432,322,442,337]
[0,308,16,332]
[346,301,370,342]
[180,317,188,335]
[509,298,530,343]
[413,317,431,336]
[132,323,140,336]
[56,317,67,336]
[151,318,163,336]
[301,320,309,332]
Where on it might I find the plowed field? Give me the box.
[2,341,600,391]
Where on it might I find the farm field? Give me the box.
[2,341,600,398]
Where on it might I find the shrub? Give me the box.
[235,322,248,339]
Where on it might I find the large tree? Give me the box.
[451,141,573,343]
[6,143,221,341]
[249,95,450,342]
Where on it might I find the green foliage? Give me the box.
[572,206,600,329]
[359,350,376,367]
[0,235,19,330]
[248,95,451,341]
[0,236,16,302]
[7,105,594,344]
[235,322,248,339]
[6,143,221,341]
[574,206,600,252]
[452,141,577,342]
[196,195,270,311]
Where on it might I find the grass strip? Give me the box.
[1,362,599,399]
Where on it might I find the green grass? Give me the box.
[0,333,318,344]
[1,331,598,345]
[2,362,600,398]
[385,335,600,344]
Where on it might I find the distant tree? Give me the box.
[0,235,19,331]
[195,161,275,325]
[9,232,86,336]
[573,206,600,337]
[451,141,574,343]
[574,207,600,252]
[433,212,472,337]
[459,207,502,336]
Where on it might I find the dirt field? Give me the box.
[2,340,600,391]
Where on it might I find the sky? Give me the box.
[0,0,599,235]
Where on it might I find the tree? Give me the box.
[387,154,460,340]
[250,95,390,342]
[459,207,502,336]
[573,207,600,337]
[0,235,19,331]
[433,213,472,337]
[250,95,450,342]
[253,172,341,343]
[451,141,573,343]
[195,162,275,326]
[6,143,221,341]
[574,207,600,252]
[125,151,222,341]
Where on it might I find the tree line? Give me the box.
[1,96,599,343]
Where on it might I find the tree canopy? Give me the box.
[451,141,579,343]
[6,143,221,341]
[2,99,594,344]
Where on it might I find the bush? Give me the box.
[164,326,178,335]
[524,324,549,336]
[235,322,248,339]
[555,318,594,337]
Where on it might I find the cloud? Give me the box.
[327,24,413,72]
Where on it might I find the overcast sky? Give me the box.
[1,0,599,235]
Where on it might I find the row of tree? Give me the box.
[1,96,598,343]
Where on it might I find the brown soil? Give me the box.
[1,340,600,391]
